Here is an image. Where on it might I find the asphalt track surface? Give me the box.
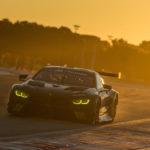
[0,70,150,149]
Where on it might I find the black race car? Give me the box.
[8,66,119,124]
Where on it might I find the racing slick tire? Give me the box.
[108,98,118,122]
[88,102,100,125]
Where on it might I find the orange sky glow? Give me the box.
[0,0,150,44]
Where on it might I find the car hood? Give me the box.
[15,79,98,98]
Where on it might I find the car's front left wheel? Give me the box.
[108,99,117,122]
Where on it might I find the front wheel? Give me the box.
[88,103,100,125]
[108,100,117,122]
[99,98,118,123]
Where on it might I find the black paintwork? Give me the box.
[8,66,118,122]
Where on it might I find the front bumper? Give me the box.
[8,93,95,121]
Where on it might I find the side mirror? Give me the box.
[19,74,28,81]
[103,84,112,90]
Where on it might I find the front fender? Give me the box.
[101,90,118,107]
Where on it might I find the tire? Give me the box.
[108,99,117,122]
[88,103,100,125]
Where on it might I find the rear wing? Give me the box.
[98,71,121,79]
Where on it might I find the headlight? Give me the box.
[72,99,90,105]
[15,90,28,98]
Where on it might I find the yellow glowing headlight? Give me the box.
[81,99,90,104]
[15,90,28,98]
[72,99,82,105]
[72,99,90,105]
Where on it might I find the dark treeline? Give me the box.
[0,18,150,82]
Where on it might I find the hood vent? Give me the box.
[64,86,87,91]
[28,80,45,87]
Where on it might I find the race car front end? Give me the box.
[8,86,31,115]
[8,83,98,123]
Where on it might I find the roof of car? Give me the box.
[43,66,96,75]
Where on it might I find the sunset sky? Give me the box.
[0,0,150,44]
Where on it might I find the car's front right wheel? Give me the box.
[88,103,100,125]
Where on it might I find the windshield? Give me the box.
[33,68,95,87]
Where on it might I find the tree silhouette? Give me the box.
[0,18,150,82]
